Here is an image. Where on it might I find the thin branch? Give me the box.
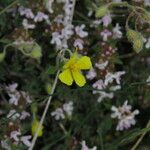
[28,1,76,149]
[0,0,19,15]
[131,120,150,150]
[28,70,60,150]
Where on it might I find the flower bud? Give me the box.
[45,83,52,94]
[31,44,42,59]
[31,119,44,137]
[95,5,109,18]
[0,51,5,62]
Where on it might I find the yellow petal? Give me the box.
[76,56,92,70]
[63,53,78,69]
[59,69,73,86]
[31,120,43,137]
[72,70,86,87]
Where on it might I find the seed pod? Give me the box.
[126,28,141,42]
[95,5,109,18]
[133,38,143,53]
[0,51,5,62]
[143,11,150,22]
[30,44,42,59]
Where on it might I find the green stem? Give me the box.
[0,0,19,15]
[131,120,150,150]
[28,70,60,150]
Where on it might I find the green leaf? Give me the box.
[47,66,57,75]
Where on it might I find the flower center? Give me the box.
[69,62,78,71]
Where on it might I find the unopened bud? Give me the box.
[95,5,109,18]
[31,44,42,59]
[31,119,44,137]
[45,83,52,94]
[0,51,5,62]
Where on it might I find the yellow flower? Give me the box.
[31,119,44,137]
[59,53,92,87]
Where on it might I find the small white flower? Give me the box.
[92,80,105,94]
[10,130,21,142]
[21,91,32,104]
[110,85,121,91]
[88,10,93,17]
[95,61,108,70]
[34,12,49,22]
[63,101,73,116]
[22,19,35,29]
[51,108,65,120]
[63,1,73,16]
[145,38,150,49]
[74,39,84,50]
[111,100,139,131]
[20,111,30,120]
[45,0,54,13]
[7,109,20,120]
[116,110,139,131]
[75,24,88,38]
[144,0,150,6]
[113,23,122,39]
[61,38,68,49]
[6,83,18,92]
[111,106,121,119]
[20,135,32,147]
[61,24,74,40]
[18,6,34,19]
[86,68,97,80]
[51,32,62,48]
[146,75,150,85]
[1,140,11,150]
[97,91,114,103]
[90,19,101,28]
[54,15,64,24]
[8,92,20,106]
[81,141,97,150]
[104,71,125,86]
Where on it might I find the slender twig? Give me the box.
[28,70,60,150]
[0,0,19,15]
[99,130,104,150]
[28,0,77,149]
[59,123,68,135]
[131,120,150,150]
